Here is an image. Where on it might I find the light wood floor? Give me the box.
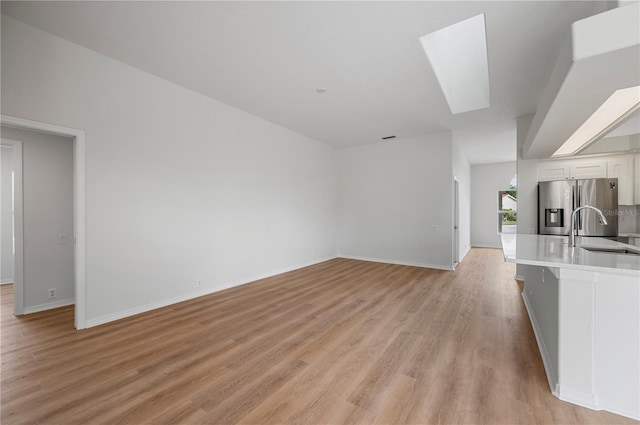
[1,248,636,425]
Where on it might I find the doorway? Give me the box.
[1,138,23,312]
[0,115,86,329]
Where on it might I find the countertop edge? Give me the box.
[513,257,640,276]
[500,234,640,276]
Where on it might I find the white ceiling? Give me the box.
[453,121,517,165]
[1,1,608,163]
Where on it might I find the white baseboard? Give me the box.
[470,244,502,249]
[557,386,639,420]
[521,291,558,397]
[85,256,337,329]
[514,275,524,281]
[338,255,453,271]
[23,298,75,314]
[1,279,13,285]
[557,386,598,411]
[597,404,640,421]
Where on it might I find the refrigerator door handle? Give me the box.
[570,184,576,236]
[573,184,578,231]
[577,182,583,231]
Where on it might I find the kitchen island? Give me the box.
[501,234,639,420]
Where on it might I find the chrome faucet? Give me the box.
[568,205,608,247]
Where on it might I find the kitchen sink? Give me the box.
[581,246,640,256]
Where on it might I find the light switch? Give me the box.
[59,234,67,244]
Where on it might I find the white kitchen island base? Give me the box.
[502,234,640,420]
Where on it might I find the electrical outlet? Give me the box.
[47,288,57,299]
[197,279,202,288]
[58,234,67,244]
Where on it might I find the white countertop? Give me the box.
[500,234,640,276]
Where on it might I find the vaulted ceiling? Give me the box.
[1,1,608,163]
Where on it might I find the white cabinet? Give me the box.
[538,159,606,181]
[538,161,570,181]
[607,155,634,205]
[539,155,637,205]
[569,159,607,179]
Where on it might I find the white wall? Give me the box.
[1,146,14,283]
[1,126,75,309]
[452,139,471,262]
[1,15,338,326]
[470,161,517,248]
[516,115,538,279]
[337,132,455,270]
[516,114,538,237]
[619,205,639,234]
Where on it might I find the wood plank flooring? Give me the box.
[1,248,636,424]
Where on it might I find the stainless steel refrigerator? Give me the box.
[538,178,618,236]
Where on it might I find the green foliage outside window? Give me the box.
[502,208,517,225]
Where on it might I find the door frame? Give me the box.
[1,138,23,311]
[453,177,460,268]
[1,115,86,329]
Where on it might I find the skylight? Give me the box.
[419,14,490,114]
[553,86,640,157]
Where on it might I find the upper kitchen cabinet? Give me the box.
[607,155,635,205]
[538,158,606,181]
[537,161,570,181]
[538,154,637,205]
[570,159,608,179]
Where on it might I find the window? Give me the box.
[498,189,517,234]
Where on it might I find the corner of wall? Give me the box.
[517,114,538,238]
